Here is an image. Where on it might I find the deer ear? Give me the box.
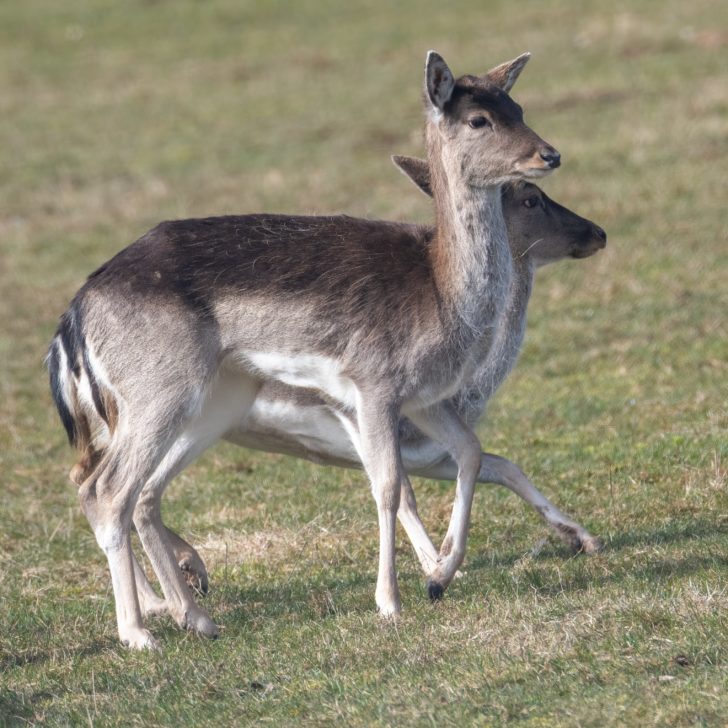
[392,155,433,198]
[424,51,455,113]
[485,52,530,93]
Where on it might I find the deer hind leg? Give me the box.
[131,524,209,599]
[132,439,219,638]
[479,453,602,554]
[130,523,208,614]
[131,553,168,617]
[397,476,440,576]
[79,427,186,651]
[408,402,481,600]
[162,525,209,594]
[132,372,259,636]
[129,528,205,620]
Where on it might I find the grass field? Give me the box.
[1,0,727,725]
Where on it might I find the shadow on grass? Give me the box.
[604,518,728,551]
[517,553,726,598]
[201,516,728,621]
[214,570,377,624]
[468,515,728,570]
[24,518,721,651]
[0,638,114,672]
[462,515,728,598]
[0,687,34,725]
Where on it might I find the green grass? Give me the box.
[1,0,727,725]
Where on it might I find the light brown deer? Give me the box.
[48,51,560,649]
[138,160,606,602]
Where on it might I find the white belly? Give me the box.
[226,395,360,465]
[225,391,450,473]
[244,351,357,409]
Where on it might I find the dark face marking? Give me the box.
[447,77,525,127]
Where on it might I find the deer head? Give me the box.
[392,155,606,263]
[423,52,561,189]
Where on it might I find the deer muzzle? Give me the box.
[539,148,561,169]
[571,223,607,258]
[518,144,562,178]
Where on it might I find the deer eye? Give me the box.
[468,116,491,129]
[523,196,541,209]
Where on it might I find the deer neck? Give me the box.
[456,253,535,427]
[484,252,535,386]
[428,137,512,342]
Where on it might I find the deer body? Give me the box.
[153,176,605,594]
[229,177,608,460]
[49,52,561,649]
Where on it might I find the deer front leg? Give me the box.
[356,395,403,617]
[408,402,481,600]
[334,407,440,579]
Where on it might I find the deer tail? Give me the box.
[46,304,119,485]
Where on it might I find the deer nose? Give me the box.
[540,149,561,168]
[593,224,607,247]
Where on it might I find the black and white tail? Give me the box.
[46,303,118,484]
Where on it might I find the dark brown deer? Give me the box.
[137,160,606,603]
[48,51,560,649]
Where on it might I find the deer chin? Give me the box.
[570,244,602,259]
[519,165,556,179]
[474,168,551,186]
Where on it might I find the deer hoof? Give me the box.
[180,608,219,639]
[577,535,604,555]
[375,592,401,619]
[120,627,161,652]
[427,580,445,601]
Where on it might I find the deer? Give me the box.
[133,158,606,603]
[47,51,562,650]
